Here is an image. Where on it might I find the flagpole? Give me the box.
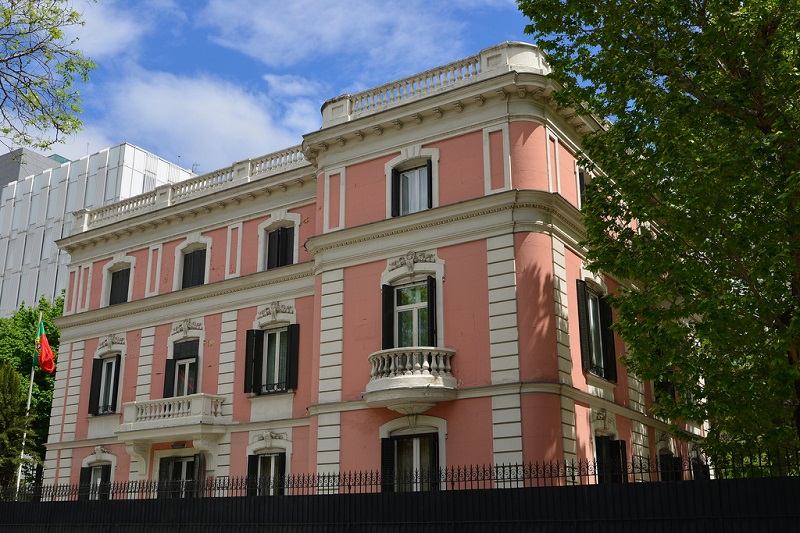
[16,311,41,492]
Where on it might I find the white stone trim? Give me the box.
[253,300,297,330]
[168,317,206,393]
[379,414,447,472]
[172,232,213,291]
[145,245,162,297]
[491,394,522,465]
[384,146,440,219]
[99,253,137,308]
[225,222,243,280]
[323,167,346,233]
[316,412,341,474]
[256,211,301,272]
[483,124,511,194]
[80,446,117,482]
[487,235,519,384]
[76,264,93,313]
[318,270,343,404]
[247,429,293,477]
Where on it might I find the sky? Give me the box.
[50,0,535,174]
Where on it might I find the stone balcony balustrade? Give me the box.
[116,393,229,441]
[362,347,458,414]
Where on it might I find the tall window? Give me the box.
[247,453,286,496]
[164,339,199,397]
[382,277,437,349]
[244,325,300,395]
[381,433,439,492]
[576,280,617,382]
[158,455,204,498]
[181,248,206,289]
[266,226,294,270]
[595,435,627,484]
[88,355,121,415]
[391,161,432,217]
[78,464,111,501]
[108,267,130,305]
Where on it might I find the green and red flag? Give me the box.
[35,318,55,374]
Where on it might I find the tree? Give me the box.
[518,0,800,454]
[0,296,61,477]
[0,359,28,487]
[0,0,95,149]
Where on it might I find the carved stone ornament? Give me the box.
[172,319,203,336]
[389,251,437,273]
[257,301,295,322]
[593,408,617,432]
[98,334,125,352]
[91,445,111,456]
[252,431,289,449]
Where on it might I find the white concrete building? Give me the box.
[0,143,193,316]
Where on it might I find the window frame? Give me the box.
[78,464,111,501]
[88,354,121,416]
[157,454,205,499]
[244,324,300,395]
[595,435,627,484]
[382,276,437,350]
[266,226,295,270]
[246,452,286,496]
[576,279,617,382]
[381,432,439,492]
[181,247,207,289]
[108,267,131,306]
[392,162,432,217]
[164,339,200,398]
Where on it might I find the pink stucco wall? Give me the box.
[521,394,563,463]
[337,155,393,229]
[434,131,485,205]
[509,121,548,191]
[489,130,505,191]
[558,141,579,208]
[341,261,383,400]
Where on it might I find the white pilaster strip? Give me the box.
[316,412,341,476]
[551,238,573,386]
[217,310,239,418]
[561,396,578,467]
[136,327,155,400]
[491,394,523,465]
[487,235,519,383]
[318,269,343,404]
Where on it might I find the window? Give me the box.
[266,226,294,270]
[654,379,677,403]
[164,339,199,397]
[658,451,683,482]
[78,464,111,500]
[381,433,439,492]
[108,267,130,305]
[391,161,432,217]
[181,248,206,289]
[244,325,300,395]
[158,454,204,498]
[382,277,437,349]
[576,280,617,382]
[595,435,627,484]
[246,453,286,496]
[88,355,121,415]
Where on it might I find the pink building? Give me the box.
[45,43,692,492]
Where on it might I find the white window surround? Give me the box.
[246,429,293,477]
[483,124,511,194]
[384,146,440,219]
[253,300,297,330]
[168,318,205,393]
[152,448,205,481]
[256,211,301,272]
[81,447,117,476]
[379,415,447,476]
[100,254,136,307]
[172,233,212,291]
[381,251,445,347]
[323,167,346,233]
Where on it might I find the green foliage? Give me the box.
[0,296,62,474]
[0,0,95,149]
[518,0,800,455]
[0,359,27,486]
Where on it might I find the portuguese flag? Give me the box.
[36,318,56,374]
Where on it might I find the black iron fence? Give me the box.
[5,447,799,503]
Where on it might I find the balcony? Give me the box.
[116,394,230,441]
[363,347,457,414]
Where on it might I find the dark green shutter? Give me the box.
[78,467,91,501]
[286,324,300,390]
[280,226,294,266]
[382,285,394,349]
[600,297,616,382]
[391,169,400,217]
[88,359,102,415]
[426,159,433,209]
[381,438,395,493]
[163,359,176,398]
[98,464,111,500]
[109,354,121,412]
[576,280,591,371]
[245,330,265,394]
[246,455,259,496]
[427,276,437,346]
[109,268,130,305]
[267,230,279,270]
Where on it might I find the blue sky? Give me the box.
[55,0,534,173]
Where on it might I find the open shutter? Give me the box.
[246,455,259,496]
[428,433,440,491]
[281,226,295,266]
[381,438,395,493]
[88,359,102,415]
[595,435,610,484]
[275,454,286,496]
[109,268,130,305]
[610,439,627,483]
[78,467,91,501]
[600,297,617,382]
[182,251,193,289]
[98,464,111,501]
[426,276,437,346]
[158,457,173,499]
[109,354,121,412]
[391,168,400,217]
[192,453,206,497]
[575,280,591,371]
[286,324,300,390]
[267,230,279,270]
[244,330,264,394]
[382,285,394,350]
[163,359,176,398]
[426,159,433,209]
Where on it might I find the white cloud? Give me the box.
[263,74,325,99]
[68,1,149,60]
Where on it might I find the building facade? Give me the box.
[0,144,193,317]
[45,43,692,491]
